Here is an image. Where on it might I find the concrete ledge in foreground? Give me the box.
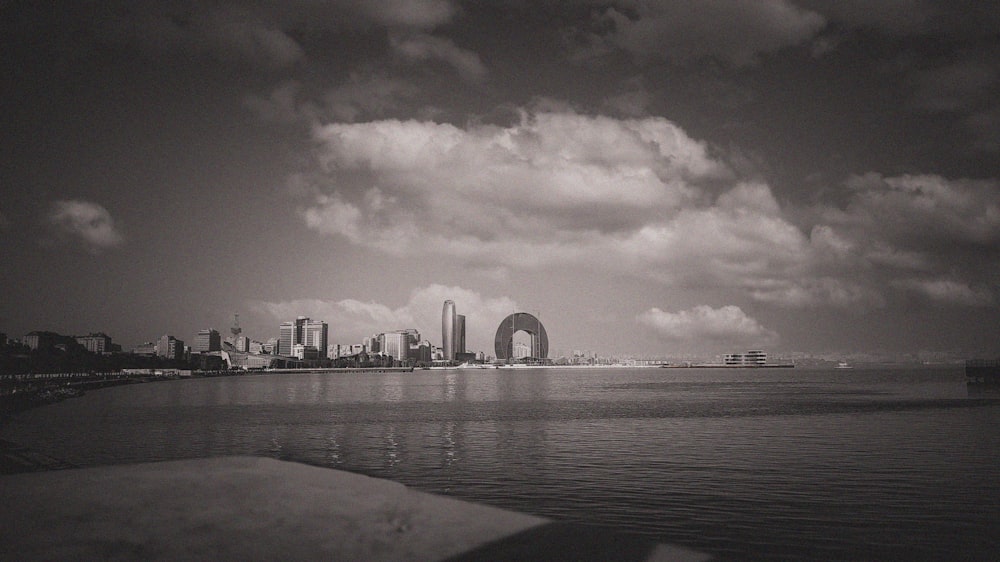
[0,456,710,561]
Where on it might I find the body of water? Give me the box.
[3,366,999,560]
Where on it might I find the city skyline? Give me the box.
[3,3,1000,358]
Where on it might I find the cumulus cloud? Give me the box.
[302,110,742,267]
[298,107,1000,310]
[391,33,488,82]
[586,0,825,66]
[47,200,125,253]
[637,305,779,349]
[252,284,516,352]
[297,109,861,306]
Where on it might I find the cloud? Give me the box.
[809,173,1000,305]
[302,110,741,267]
[92,0,461,70]
[835,173,1000,255]
[637,305,779,349]
[46,200,125,253]
[891,279,995,307]
[96,3,304,70]
[586,1,826,66]
[354,0,457,29]
[252,284,516,353]
[299,107,1000,311]
[390,33,488,82]
[245,75,417,124]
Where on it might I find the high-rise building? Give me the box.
[279,317,327,358]
[442,300,456,361]
[456,314,466,354]
[302,319,328,358]
[193,329,221,353]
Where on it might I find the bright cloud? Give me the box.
[300,108,1000,311]
[637,305,779,349]
[46,200,124,253]
[304,110,733,268]
[252,284,517,353]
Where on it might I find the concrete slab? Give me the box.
[0,456,710,561]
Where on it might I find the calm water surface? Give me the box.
[4,366,999,560]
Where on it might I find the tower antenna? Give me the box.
[231,313,242,341]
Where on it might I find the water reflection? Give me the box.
[5,367,1000,561]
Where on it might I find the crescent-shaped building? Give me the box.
[494,312,548,360]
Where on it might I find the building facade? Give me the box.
[380,331,409,364]
[76,333,113,354]
[156,335,185,360]
[279,316,328,358]
[302,319,328,358]
[193,329,221,353]
[456,314,466,355]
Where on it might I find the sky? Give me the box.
[3,1,1000,359]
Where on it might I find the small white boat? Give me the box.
[836,361,852,369]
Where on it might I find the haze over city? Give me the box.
[3,1,1000,358]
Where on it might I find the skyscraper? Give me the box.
[442,300,456,360]
[456,314,466,354]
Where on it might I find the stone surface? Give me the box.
[0,456,709,561]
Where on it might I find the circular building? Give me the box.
[494,312,548,360]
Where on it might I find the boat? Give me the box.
[835,361,852,369]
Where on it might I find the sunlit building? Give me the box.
[381,331,409,364]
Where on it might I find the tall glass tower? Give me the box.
[442,300,456,360]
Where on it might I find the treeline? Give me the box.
[0,345,187,375]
